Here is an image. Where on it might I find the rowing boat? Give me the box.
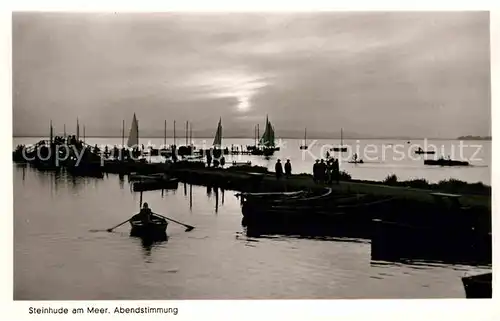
[129,216,168,240]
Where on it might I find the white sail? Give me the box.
[212,117,222,147]
[127,113,139,147]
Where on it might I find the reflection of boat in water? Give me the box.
[462,272,492,298]
[129,215,168,242]
[424,157,469,166]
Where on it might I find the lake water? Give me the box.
[13,137,491,185]
[13,163,490,300]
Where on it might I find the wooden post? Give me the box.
[139,191,143,209]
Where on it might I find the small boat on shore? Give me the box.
[129,215,168,240]
[132,177,179,192]
[424,158,469,166]
[462,272,492,298]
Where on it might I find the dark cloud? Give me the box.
[13,12,490,138]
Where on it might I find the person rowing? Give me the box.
[138,202,153,224]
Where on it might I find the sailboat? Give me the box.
[127,113,139,148]
[213,117,222,148]
[331,128,347,152]
[299,128,308,150]
[255,116,278,156]
[210,117,225,159]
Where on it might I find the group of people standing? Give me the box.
[273,158,340,184]
[274,159,292,179]
[313,158,340,184]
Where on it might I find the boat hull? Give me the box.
[132,178,179,192]
[241,189,393,238]
[129,218,168,241]
[371,219,492,265]
[462,273,492,298]
[424,159,469,166]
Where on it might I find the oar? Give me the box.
[106,218,131,232]
[153,212,195,232]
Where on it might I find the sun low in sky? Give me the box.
[13,12,491,138]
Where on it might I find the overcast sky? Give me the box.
[13,12,491,138]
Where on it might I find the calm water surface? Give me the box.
[14,165,490,300]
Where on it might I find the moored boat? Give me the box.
[330,128,348,152]
[424,158,469,166]
[462,272,492,298]
[129,215,168,241]
[132,177,179,192]
[370,218,492,265]
[240,188,394,238]
[129,172,165,181]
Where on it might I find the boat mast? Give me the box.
[185,121,188,146]
[121,120,125,147]
[83,125,86,144]
[341,128,343,146]
[304,128,307,145]
[190,123,193,147]
[257,124,260,146]
[173,120,176,147]
[63,124,66,138]
[164,120,167,147]
[76,118,80,141]
[50,120,53,144]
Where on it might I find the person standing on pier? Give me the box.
[318,159,326,183]
[326,159,333,184]
[275,159,283,180]
[334,158,340,184]
[206,149,212,168]
[284,159,292,178]
[313,160,320,183]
